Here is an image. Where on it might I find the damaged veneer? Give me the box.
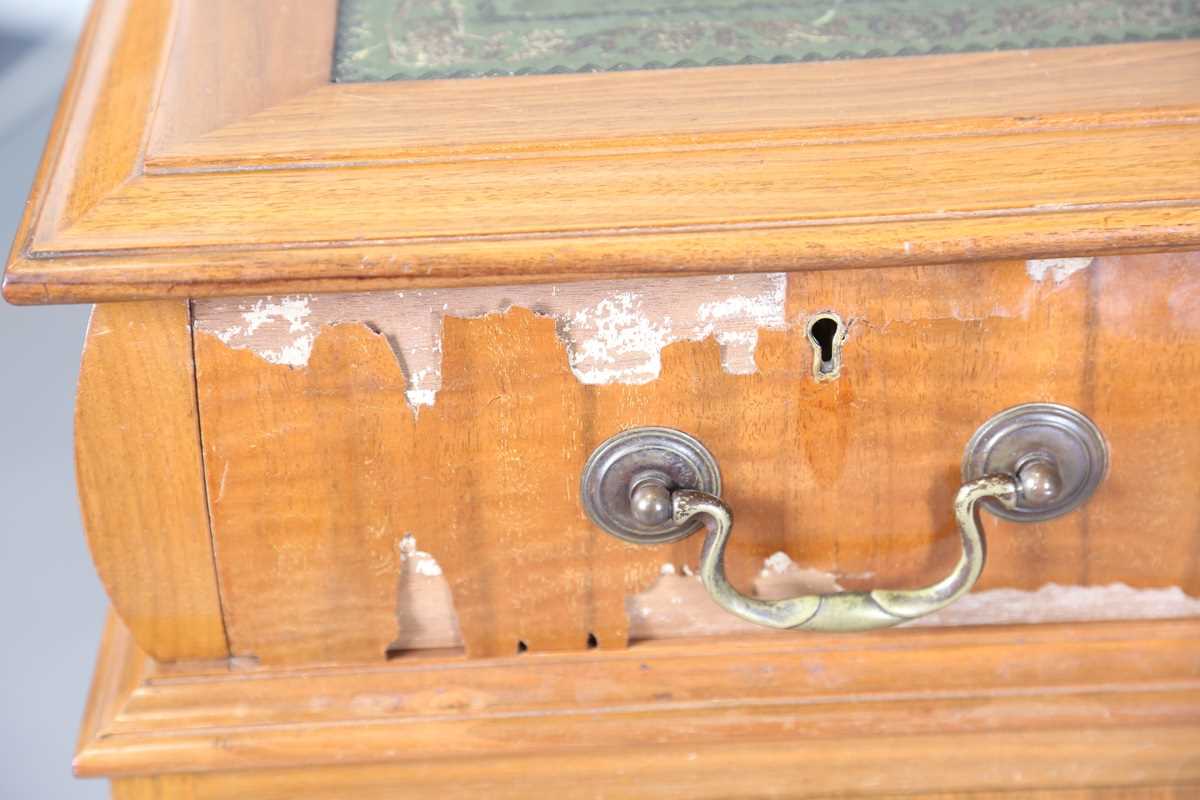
[193,273,788,408]
[97,254,1200,663]
[386,537,1200,650]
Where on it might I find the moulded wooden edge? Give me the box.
[75,610,1200,792]
[3,0,1200,305]
[9,205,1200,305]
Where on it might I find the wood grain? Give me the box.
[188,254,1200,663]
[10,204,1200,306]
[76,301,226,660]
[144,41,1200,170]
[146,0,336,153]
[37,0,169,239]
[79,612,1200,793]
[108,780,1200,800]
[2,0,163,291]
[193,325,409,664]
[1081,252,1200,588]
[193,313,675,661]
[3,0,1199,304]
[31,123,1200,253]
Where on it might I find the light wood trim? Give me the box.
[9,205,1199,304]
[79,612,1200,793]
[3,0,1200,304]
[145,41,1200,171]
[2,0,129,297]
[33,124,1200,254]
[110,777,1200,800]
[146,0,336,154]
[76,301,227,660]
[76,613,148,760]
[38,0,170,240]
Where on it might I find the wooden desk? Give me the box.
[5,1,1200,796]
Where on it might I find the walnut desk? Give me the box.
[4,1,1200,797]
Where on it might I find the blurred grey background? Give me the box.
[1,1,109,797]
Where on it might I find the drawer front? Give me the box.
[176,252,1200,663]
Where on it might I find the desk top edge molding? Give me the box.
[4,0,1200,305]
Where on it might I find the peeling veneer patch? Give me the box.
[382,567,1200,652]
[1026,257,1094,285]
[192,274,787,409]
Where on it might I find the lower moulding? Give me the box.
[388,542,1200,650]
[76,614,1200,784]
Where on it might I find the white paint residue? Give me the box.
[761,551,795,576]
[212,296,316,367]
[246,296,311,334]
[193,273,788,408]
[397,533,443,577]
[273,333,316,367]
[1026,257,1094,285]
[404,388,438,409]
[564,292,672,384]
[660,563,677,576]
[696,279,786,373]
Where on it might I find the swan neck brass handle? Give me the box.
[675,476,1016,631]
[580,404,1107,633]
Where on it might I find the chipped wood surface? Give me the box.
[192,273,787,406]
[195,311,677,661]
[191,254,1200,663]
[75,301,227,660]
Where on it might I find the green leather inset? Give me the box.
[333,0,1199,81]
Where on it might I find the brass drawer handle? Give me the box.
[675,477,1012,631]
[582,404,1107,632]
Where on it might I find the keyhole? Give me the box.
[806,313,845,381]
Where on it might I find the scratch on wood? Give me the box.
[216,461,229,505]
